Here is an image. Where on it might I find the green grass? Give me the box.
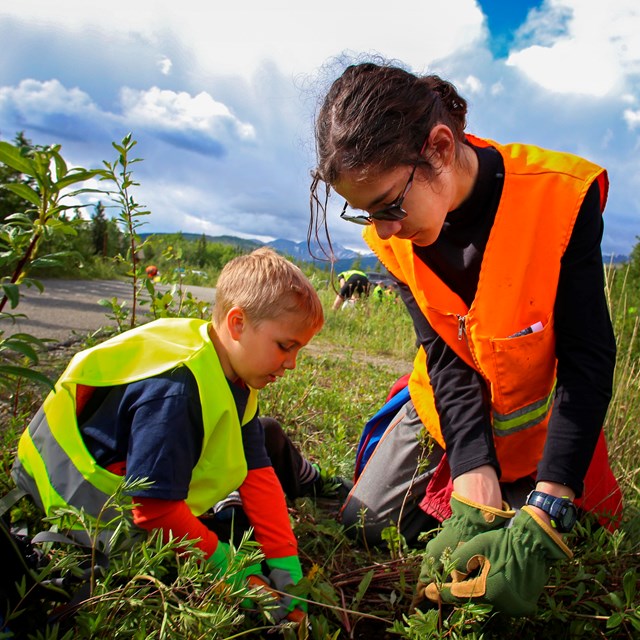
[0,276,639,639]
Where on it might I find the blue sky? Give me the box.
[0,0,638,256]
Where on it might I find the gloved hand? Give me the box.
[261,555,307,621]
[247,574,307,624]
[412,492,514,609]
[423,506,573,616]
[207,540,263,588]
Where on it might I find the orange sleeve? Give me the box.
[238,467,298,559]
[132,497,219,558]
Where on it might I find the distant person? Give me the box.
[332,269,370,310]
[12,248,326,625]
[309,60,622,617]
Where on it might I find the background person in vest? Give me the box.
[332,269,370,309]
[309,60,620,617]
[12,247,325,624]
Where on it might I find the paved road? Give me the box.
[0,279,217,344]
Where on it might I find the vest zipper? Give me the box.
[457,314,466,341]
[456,314,485,377]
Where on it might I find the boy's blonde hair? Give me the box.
[213,247,324,330]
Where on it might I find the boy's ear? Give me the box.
[226,307,245,341]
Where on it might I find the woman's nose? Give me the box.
[372,219,402,240]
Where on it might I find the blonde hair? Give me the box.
[213,247,324,330]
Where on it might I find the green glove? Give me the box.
[412,493,514,611]
[264,555,308,618]
[424,506,573,616]
[207,541,263,588]
[422,493,515,576]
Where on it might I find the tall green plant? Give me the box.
[98,134,151,329]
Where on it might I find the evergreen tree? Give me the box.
[195,233,208,267]
[91,201,109,256]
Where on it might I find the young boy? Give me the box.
[11,247,324,621]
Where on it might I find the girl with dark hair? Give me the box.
[310,60,621,616]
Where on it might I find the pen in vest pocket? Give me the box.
[509,321,544,338]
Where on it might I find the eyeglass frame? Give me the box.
[339,135,430,226]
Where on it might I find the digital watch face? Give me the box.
[556,502,578,533]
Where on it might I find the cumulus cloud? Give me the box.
[507,0,640,97]
[120,87,255,155]
[0,79,96,121]
[0,79,104,140]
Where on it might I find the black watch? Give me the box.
[526,490,578,533]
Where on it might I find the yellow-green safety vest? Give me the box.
[12,318,257,520]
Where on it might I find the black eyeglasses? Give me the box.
[339,136,429,226]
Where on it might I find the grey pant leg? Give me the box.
[340,399,443,546]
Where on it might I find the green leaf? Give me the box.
[1,283,20,308]
[0,141,35,174]
[353,569,373,607]
[52,150,68,181]
[623,569,637,608]
[0,338,40,361]
[30,257,64,268]
[5,212,35,224]
[606,612,623,629]
[21,277,45,293]
[55,168,101,191]
[607,591,624,610]
[1,182,41,206]
[0,365,54,390]
[5,332,49,346]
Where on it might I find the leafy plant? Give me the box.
[98,135,151,330]
[0,140,100,391]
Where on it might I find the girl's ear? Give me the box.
[226,307,245,341]
[427,124,456,168]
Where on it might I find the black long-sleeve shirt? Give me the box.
[398,143,616,497]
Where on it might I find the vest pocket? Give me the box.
[488,318,556,417]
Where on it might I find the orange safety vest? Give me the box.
[364,135,609,482]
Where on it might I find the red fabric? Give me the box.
[419,454,454,522]
[75,384,95,417]
[238,467,297,559]
[574,430,623,531]
[386,373,411,402]
[419,434,623,530]
[132,497,219,558]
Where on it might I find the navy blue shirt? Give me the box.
[78,365,271,500]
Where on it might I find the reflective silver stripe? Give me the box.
[492,384,556,436]
[25,406,119,521]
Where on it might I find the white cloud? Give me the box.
[624,109,640,129]
[0,0,485,79]
[120,87,255,142]
[0,79,97,117]
[158,56,172,76]
[458,75,483,94]
[506,0,640,97]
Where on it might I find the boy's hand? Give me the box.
[265,555,308,614]
[207,540,263,587]
[247,575,307,624]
